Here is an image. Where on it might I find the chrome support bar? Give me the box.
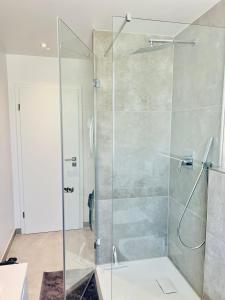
[104,13,132,57]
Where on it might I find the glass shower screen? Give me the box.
[58,19,96,298]
[112,15,224,299]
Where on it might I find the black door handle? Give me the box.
[64,187,74,193]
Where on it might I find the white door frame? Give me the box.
[9,83,84,233]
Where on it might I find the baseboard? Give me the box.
[15,228,22,235]
[1,228,18,262]
[83,222,89,228]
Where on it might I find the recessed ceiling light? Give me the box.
[41,42,47,48]
[46,47,50,51]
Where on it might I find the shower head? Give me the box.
[132,37,196,55]
[132,43,171,54]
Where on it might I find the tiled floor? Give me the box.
[7,229,94,300]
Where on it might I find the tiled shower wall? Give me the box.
[168,5,225,296]
[94,31,174,263]
[195,2,225,298]
[204,169,225,300]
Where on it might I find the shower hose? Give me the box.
[177,161,207,250]
[177,137,213,250]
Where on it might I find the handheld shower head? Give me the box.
[202,137,214,164]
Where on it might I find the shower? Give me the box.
[56,5,225,298]
[93,12,225,300]
[132,36,196,54]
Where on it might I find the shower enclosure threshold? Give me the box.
[96,257,200,300]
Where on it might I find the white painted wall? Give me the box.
[7,54,92,229]
[0,46,14,259]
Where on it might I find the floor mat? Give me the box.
[39,270,99,300]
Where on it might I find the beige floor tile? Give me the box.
[7,229,94,300]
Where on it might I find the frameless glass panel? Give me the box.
[58,18,96,297]
[112,16,225,300]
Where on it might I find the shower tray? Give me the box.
[96,257,200,300]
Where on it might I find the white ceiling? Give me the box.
[0,0,221,56]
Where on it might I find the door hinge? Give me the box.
[94,238,101,249]
[22,211,25,218]
[18,104,21,111]
[93,79,100,88]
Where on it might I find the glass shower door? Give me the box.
[58,19,96,297]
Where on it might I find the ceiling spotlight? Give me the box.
[46,47,50,51]
[41,42,47,48]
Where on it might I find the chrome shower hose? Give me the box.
[177,163,206,250]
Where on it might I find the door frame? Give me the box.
[9,82,84,233]
[9,84,26,233]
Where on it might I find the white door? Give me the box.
[18,85,62,233]
[62,88,83,229]
[17,85,82,233]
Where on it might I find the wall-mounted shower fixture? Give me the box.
[178,155,193,172]
[159,152,194,168]
[132,37,197,54]
[177,137,214,250]
[104,13,132,57]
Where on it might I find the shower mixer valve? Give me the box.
[178,155,193,172]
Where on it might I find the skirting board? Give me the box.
[1,228,21,262]
[83,222,90,228]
